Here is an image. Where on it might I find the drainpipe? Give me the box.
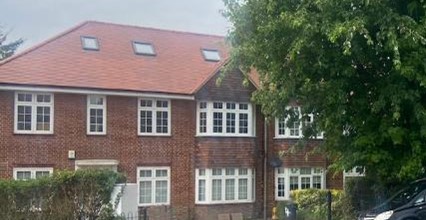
[263,117,268,220]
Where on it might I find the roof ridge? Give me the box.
[86,20,226,39]
[0,21,90,66]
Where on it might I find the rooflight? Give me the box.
[133,42,156,56]
[81,36,99,50]
[201,49,220,62]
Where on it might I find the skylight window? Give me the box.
[133,42,156,56]
[201,49,221,62]
[81,36,99,50]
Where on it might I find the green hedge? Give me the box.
[0,169,125,220]
[277,189,355,220]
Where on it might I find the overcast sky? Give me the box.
[1,0,231,51]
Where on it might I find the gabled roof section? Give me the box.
[0,21,230,95]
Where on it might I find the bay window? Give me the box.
[197,101,254,136]
[275,167,325,200]
[275,107,323,139]
[196,168,255,204]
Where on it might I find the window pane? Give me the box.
[199,112,207,133]
[226,113,235,133]
[156,100,168,108]
[212,168,222,176]
[199,102,207,109]
[139,181,152,204]
[156,169,168,177]
[225,168,235,176]
[35,171,50,179]
[89,96,103,105]
[17,106,32,131]
[212,179,222,201]
[226,103,236,109]
[313,176,322,189]
[213,102,223,109]
[238,179,248,200]
[17,171,31,180]
[140,111,153,133]
[134,42,155,55]
[239,104,248,110]
[202,49,221,61]
[213,112,223,133]
[198,169,206,176]
[140,170,152,177]
[290,176,299,190]
[225,179,235,200]
[156,111,168,133]
[300,168,312,175]
[36,106,50,131]
[278,177,285,197]
[301,177,311,189]
[36,94,51,103]
[278,118,286,135]
[155,180,168,203]
[198,180,206,201]
[82,37,99,50]
[239,113,248,134]
[18,93,32,102]
[140,100,152,107]
[290,120,300,136]
[239,168,248,175]
[277,167,285,174]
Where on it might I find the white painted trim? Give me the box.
[87,95,107,135]
[137,166,171,206]
[14,92,54,134]
[75,159,119,166]
[13,167,54,180]
[0,85,194,100]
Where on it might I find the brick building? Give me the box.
[0,21,343,219]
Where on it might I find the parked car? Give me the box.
[359,178,426,220]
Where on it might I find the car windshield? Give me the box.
[387,181,426,210]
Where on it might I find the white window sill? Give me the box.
[14,131,54,135]
[195,200,255,205]
[196,134,256,138]
[87,132,107,136]
[274,136,323,140]
[138,203,170,207]
[138,133,171,137]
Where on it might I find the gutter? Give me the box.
[263,117,269,220]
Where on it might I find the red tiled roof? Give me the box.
[0,21,232,95]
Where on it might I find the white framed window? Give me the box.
[195,168,255,204]
[81,36,99,50]
[196,101,254,136]
[275,107,323,139]
[87,95,107,135]
[138,98,171,136]
[137,167,170,206]
[13,167,53,180]
[14,92,54,134]
[275,167,325,200]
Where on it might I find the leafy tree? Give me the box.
[224,0,426,183]
[0,28,23,60]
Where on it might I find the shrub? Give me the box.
[277,189,355,220]
[0,169,126,220]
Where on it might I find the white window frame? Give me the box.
[137,98,171,136]
[14,92,54,134]
[81,36,99,50]
[13,167,53,180]
[275,167,325,201]
[87,95,107,135]
[195,168,255,204]
[196,101,255,137]
[137,167,171,206]
[275,107,323,139]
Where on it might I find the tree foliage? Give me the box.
[0,28,23,60]
[224,0,426,182]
